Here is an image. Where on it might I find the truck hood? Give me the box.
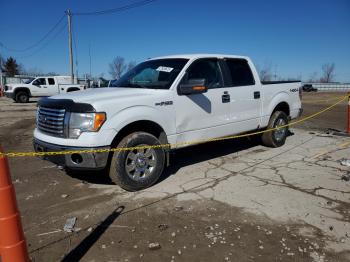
[51,87,154,102]
[49,87,171,111]
[6,83,32,88]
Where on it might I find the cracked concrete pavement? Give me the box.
[112,130,350,252]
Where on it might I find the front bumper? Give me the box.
[33,138,110,170]
[4,92,15,99]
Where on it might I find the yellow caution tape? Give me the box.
[0,94,349,158]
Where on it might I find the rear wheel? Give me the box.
[109,132,165,191]
[261,111,289,147]
[15,91,29,103]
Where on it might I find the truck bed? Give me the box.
[261,81,301,85]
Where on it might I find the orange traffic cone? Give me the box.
[0,147,30,262]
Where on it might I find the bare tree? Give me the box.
[0,53,4,68]
[22,67,43,76]
[257,63,273,81]
[320,63,335,83]
[307,72,318,82]
[109,56,126,79]
[127,61,137,71]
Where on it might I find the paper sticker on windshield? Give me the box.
[156,66,173,73]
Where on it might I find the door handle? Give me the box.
[222,94,230,103]
[254,91,260,99]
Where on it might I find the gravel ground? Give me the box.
[0,92,349,262]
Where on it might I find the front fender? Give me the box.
[103,105,176,137]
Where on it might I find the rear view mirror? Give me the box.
[178,78,207,95]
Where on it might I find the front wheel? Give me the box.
[261,111,289,148]
[15,91,29,103]
[109,132,165,191]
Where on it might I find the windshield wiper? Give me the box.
[127,83,148,89]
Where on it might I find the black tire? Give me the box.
[15,91,29,103]
[109,132,165,191]
[261,111,289,148]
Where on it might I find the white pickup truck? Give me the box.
[4,76,86,103]
[33,54,302,191]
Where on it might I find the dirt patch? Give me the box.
[28,199,349,262]
[299,92,348,132]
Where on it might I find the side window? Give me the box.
[225,59,255,86]
[33,78,46,85]
[185,59,222,89]
[48,78,55,85]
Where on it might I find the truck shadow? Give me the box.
[158,135,263,184]
[67,135,263,185]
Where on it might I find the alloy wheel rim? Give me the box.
[125,145,157,181]
[274,118,287,141]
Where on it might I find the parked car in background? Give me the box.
[33,54,303,191]
[302,84,318,92]
[4,76,86,103]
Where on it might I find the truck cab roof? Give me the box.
[150,54,250,61]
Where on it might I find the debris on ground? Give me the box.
[340,159,350,167]
[158,224,169,231]
[61,194,69,198]
[36,229,62,237]
[174,205,183,211]
[148,242,161,250]
[63,217,77,233]
[341,174,350,182]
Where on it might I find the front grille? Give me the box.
[37,107,65,137]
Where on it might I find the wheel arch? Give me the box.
[14,87,31,97]
[67,87,80,92]
[272,101,290,116]
[110,120,169,148]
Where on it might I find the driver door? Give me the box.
[175,58,231,144]
[32,78,47,96]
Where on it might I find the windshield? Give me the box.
[24,78,35,84]
[110,58,189,89]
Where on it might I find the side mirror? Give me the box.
[178,78,208,95]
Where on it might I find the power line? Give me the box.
[73,0,156,16]
[0,14,66,52]
[16,22,67,59]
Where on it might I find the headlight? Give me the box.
[69,112,106,138]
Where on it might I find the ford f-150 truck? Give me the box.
[33,54,302,191]
[4,76,86,103]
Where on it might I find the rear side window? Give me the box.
[225,59,255,86]
[48,78,55,85]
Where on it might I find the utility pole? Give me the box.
[66,9,74,84]
[0,58,3,87]
[89,43,92,77]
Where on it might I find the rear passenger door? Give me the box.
[46,78,58,96]
[222,58,261,131]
